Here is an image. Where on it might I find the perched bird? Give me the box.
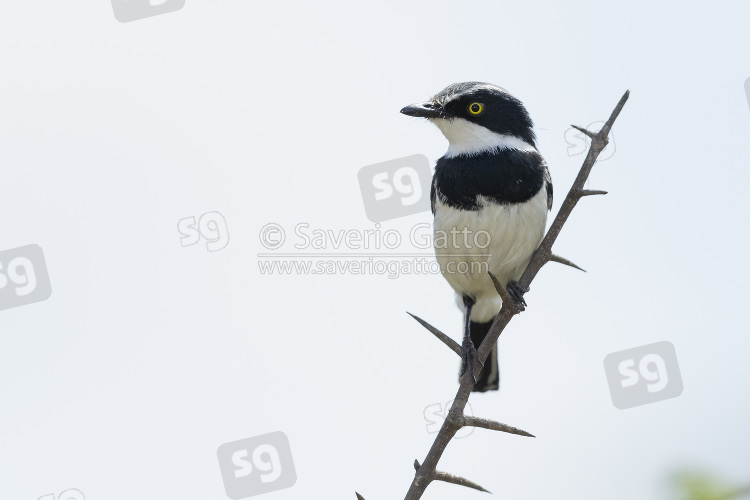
[401,82,552,392]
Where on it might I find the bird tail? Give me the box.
[470,317,500,392]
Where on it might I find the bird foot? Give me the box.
[506,280,529,309]
[460,336,483,383]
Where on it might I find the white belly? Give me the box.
[433,184,549,322]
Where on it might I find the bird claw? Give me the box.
[460,337,483,383]
[506,280,529,309]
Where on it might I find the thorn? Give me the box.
[487,271,524,313]
[463,415,536,438]
[355,493,365,500]
[435,471,492,494]
[549,254,586,272]
[571,124,596,139]
[407,312,461,356]
[487,271,510,303]
[415,460,490,494]
[579,189,608,197]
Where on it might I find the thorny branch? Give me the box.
[356,91,629,500]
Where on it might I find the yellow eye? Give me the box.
[467,102,485,115]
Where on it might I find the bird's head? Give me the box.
[400,82,536,157]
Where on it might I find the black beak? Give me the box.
[400,101,446,119]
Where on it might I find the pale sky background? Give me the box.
[1,1,749,499]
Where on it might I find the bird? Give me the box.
[401,82,552,392]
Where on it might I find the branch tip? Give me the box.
[600,90,630,137]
